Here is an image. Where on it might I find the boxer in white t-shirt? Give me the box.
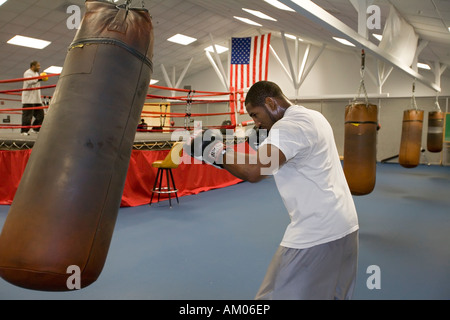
[184,81,359,300]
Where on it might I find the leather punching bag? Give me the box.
[343,103,378,195]
[399,109,424,168]
[0,0,154,291]
[427,111,444,153]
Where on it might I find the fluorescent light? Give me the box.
[264,0,295,12]
[417,63,431,70]
[167,34,197,45]
[372,34,383,41]
[7,35,51,49]
[44,66,63,74]
[332,37,355,47]
[233,16,262,26]
[242,8,277,21]
[0,0,8,6]
[285,33,304,41]
[204,45,229,54]
[150,79,159,85]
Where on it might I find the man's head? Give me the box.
[30,61,41,72]
[245,81,291,131]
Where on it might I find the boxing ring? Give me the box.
[0,74,251,207]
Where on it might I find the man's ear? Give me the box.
[264,97,276,111]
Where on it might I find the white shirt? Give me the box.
[260,105,359,249]
[22,69,42,104]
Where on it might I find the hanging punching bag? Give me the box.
[399,109,424,168]
[0,0,154,291]
[343,102,378,195]
[427,111,444,153]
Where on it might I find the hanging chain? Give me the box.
[113,0,133,12]
[410,80,418,110]
[162,104,168,128]
[435,95,442,111]
[353,49,369,106]
[185,90,193,130]
[123,0,145,9]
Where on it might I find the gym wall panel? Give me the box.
[182,42,449,166]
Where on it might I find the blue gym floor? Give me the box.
[0,163,449,300]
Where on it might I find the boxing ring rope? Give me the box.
[0,72,251,207]
[0,73,59,84]
[0,73,253,149]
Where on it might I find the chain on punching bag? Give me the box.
[427,98,444,153]
[343,50,378,195]
[0,0,154,291]
[399,82,424,168]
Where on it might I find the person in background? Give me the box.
[21,60,47,136]
[137,118,148,131]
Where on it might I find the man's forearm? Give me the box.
[222,151,265,183]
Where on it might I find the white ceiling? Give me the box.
[0,0,449,92]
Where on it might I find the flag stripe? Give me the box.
[240,64,244,91]
[230,33,271,113]
[259,34,265,81]
[246,61,250,89]
[264,33,271,80]
[252,35,258,84]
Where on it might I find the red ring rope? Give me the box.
[1,73,247,132]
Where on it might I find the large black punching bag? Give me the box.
[0,0,154,291]
[343,102,378,195]
[399,109,424,168]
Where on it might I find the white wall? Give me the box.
[175,39,450,165]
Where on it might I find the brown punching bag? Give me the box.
[427,111,444,153]
[399,109,424,168]
[0,0,154,291]
[343,102,378,195]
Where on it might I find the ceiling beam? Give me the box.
[280,0,441,92]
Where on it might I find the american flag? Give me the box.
[229,34,271,113]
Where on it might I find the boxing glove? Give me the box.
[184,129,230,168]
[246,126,268,151]
[40,72,48,81]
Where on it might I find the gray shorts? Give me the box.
[255,230,359,300]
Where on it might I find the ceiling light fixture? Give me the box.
[372,34,383,41]
[332,37,355,47]
[204,45,229,54]
[7,35,51,49]
[417,62,431,70]
[233,16,262,26]
[167,34,197,45]
[263,0,295,12]
[44,66,63,74]
[285,33,304,41]
[242,8,277,21]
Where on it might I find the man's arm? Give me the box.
[23,70,39,88]
[222,143,286,183]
